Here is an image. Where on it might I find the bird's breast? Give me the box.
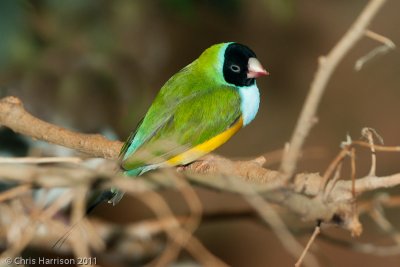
[238,84,260,126]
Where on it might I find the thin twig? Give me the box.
[351,148,356,198]
[355,30,396,71]
[362,128,378,176]
[324,162,343,200]
[295,225,321,267]
[365,30,396,48]
[352,141,400,152]
[0,184,31,202]
[320,147,350,194]
[280,0,387,181]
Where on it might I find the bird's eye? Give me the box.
[230,64,241,73]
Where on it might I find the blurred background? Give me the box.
[0,0,399,266]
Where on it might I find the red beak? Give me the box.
[247,57,269,78]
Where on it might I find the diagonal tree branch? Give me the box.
[279,0,388,181]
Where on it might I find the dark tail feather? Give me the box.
[86,190,116,215]
[53,190,116,250]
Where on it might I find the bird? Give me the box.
[91,42,268,209]
[54,42,268,248]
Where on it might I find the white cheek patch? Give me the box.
[238,84,260,126]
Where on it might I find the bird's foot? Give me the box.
[176,154,223,174]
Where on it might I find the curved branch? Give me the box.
[0,96,123,159]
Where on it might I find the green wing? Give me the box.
[121,72,241,173]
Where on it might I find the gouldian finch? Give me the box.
[93,42,268,207]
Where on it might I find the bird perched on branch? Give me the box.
[55,42,268,248]
[94,42,268,207]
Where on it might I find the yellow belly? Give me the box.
[166,116,243,166]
